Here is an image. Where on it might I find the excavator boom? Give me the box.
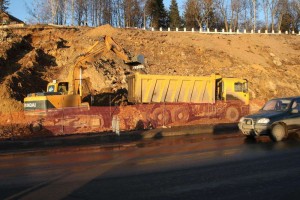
[104,36,144,65]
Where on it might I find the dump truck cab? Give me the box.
[217,78,249,105]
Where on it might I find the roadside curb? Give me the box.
[143,123,238,138]
[0,123,238,151]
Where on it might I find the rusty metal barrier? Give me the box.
[0,99,265,140]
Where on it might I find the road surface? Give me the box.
[1,132,300,200]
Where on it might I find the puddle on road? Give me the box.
[2,131,300,159]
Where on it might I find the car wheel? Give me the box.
[246,134,256,139]
[270,123,287,142]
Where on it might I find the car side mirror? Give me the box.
[291,109,299,114]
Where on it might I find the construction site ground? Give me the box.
[0,24,300,140]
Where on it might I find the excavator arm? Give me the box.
[68,41,105,96]
[68,35,144,97]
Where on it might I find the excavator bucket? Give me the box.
[104,35,145,66]
[125,54,145,65]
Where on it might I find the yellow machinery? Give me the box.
[127,73,249,123]
[24,36,144,115]
[127,73,249,105]
[24,34,249,130]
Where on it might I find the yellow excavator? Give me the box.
[24,35,144,115]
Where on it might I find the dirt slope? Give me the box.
[0,25,300,114]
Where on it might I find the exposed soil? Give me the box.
[0,24,300,139]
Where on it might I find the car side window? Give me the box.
[291,100,300,113]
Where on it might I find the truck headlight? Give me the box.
[257,118,270,124]
[239,117,245,123]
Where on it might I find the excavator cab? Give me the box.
[47,81,69,94]
[58,82,69,93]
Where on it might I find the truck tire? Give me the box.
[171,107,190,123]
[151,107,171,126]
[29,122,42,133]
[270,123,287,142]
[225,106,240,122]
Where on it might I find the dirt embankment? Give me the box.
[0,25,300,115]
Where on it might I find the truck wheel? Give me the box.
[151,107,171,126]
[29,122,42,133]
[225,106,240,122]
[171,107,190,123]
[270,123,287,142]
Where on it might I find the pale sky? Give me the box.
[8,0,182,24]
[8,0,32,23]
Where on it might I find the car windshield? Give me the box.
[262,99,292,111]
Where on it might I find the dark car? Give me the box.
[239,96,300,141]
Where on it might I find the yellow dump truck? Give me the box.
[24,72,249,133]
[126,73,249,124]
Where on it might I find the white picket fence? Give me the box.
[148,27,300,35]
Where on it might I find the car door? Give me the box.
[284,99,300,131]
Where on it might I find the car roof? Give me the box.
[270,96,300,101]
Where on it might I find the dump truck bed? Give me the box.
[127,73,221,104]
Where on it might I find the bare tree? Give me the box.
[89,0,102,26]
[123,0,142,27]
[200,0,215,29]
[26,0,51,23]
[269,0,279,32]
[74,0,88,25]
[288,0,300,32]
[240,0,251,30]
[70,0,75,25]
[229,0,242,31]
[55,0,69,25]
[251,0,257,31]
[277,0,288,31]
[47,0,59,24]
[262,0,270,30]
[114,0,123,27]
[184,0,201,29]
[215,0,229,31]
[102,0,112,25]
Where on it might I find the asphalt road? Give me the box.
[1,132,300,200]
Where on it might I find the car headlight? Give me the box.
[239,117,245,123]
[257,118,270,124]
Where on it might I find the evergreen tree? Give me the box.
[169,0,181,29]
[0,0,9,12]
[146,0,168,28]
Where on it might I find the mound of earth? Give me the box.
[0,24,300,117]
